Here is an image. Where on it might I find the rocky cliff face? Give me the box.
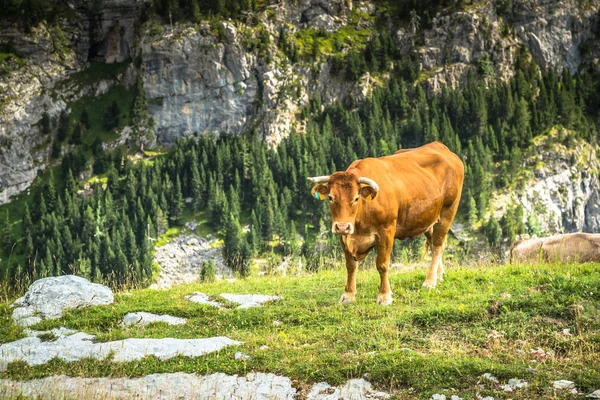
[0,0,599,208]
[0,0,143,204]
[410,0,600,92]
[492,134,600,234]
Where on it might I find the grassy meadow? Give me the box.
[1,261,599,399]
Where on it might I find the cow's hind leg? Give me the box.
[423,200,459,289]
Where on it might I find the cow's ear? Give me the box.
[359,186,378,201]
[311,184,329,201]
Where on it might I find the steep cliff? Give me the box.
[491,132,600,234]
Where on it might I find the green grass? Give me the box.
[55,61,130,92]
[292,9,374,62]
[1,262,599,398]
[68,84,135,147]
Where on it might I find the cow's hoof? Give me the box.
[422,280,437,289]
[339,293,355,304]
[376,295,393,306]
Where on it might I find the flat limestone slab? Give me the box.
[185,292,283,308]
[0,374,393,399]
[121,312,188,327]
[185,292,222,307]
[219,293,283,309]
[0,372,296,400]
[0,329,240,371]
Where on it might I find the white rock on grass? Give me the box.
[554,380,575,390]
[0,372,296,399]
[431,395,446,400]
[587,389,600,398]
[185,292,222,307]
[307,379,390,399]
[481,373,499,383]
[11,275,114,327]
[235,352,251,360]
[121,312,187,327]
[220,293,282,309]
[0,330,240,371]
[500,379,528,392]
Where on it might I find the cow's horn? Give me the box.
[307,176,331,183]
[358,177,379,192]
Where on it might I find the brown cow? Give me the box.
[309,141,464,305]
[511,233,600,264]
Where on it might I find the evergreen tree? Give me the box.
[40,111,51,134]
[81,109,90,130]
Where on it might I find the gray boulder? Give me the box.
[12,275,114,327]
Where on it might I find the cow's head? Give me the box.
[308,172,379,235]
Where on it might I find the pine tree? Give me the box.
[485,216,502,247]
[81,109,90,130]
[40,111,51,134]
[467,194,478,229]
[169,175,184,225]
[131,73,149,134]
[57,110,70,142]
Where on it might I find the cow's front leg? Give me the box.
[375,229,395,305]
[340,246,358,303]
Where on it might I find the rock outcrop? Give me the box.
[0,373,394,400]
[409,0,600,93]
[151,234,232,289]
[11,275,114,327]
[0,327,240,371]
[492,135,600,234]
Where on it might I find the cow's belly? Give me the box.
[395,198,443,239]
[342,234,376,260]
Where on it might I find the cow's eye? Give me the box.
[353,196,359,203]
[328,195,333,201]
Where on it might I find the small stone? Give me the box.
[499,293,512,298]
[554,380,575,390]
[501,379,528,392]
[480,397,495,400]
[259,345,269,351]
[526,368,539,374]
[235,352,251,361]
[450,396,463,400]
[586,389,600,398]
[273,320,282,326]
[481,373,499,383]
[562,328,572,336]
[487,330,504,340]
[431,394,446,400]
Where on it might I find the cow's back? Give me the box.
[347,142,464,238]
[512,233,600,264]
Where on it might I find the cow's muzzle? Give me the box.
[332,222,354,235]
